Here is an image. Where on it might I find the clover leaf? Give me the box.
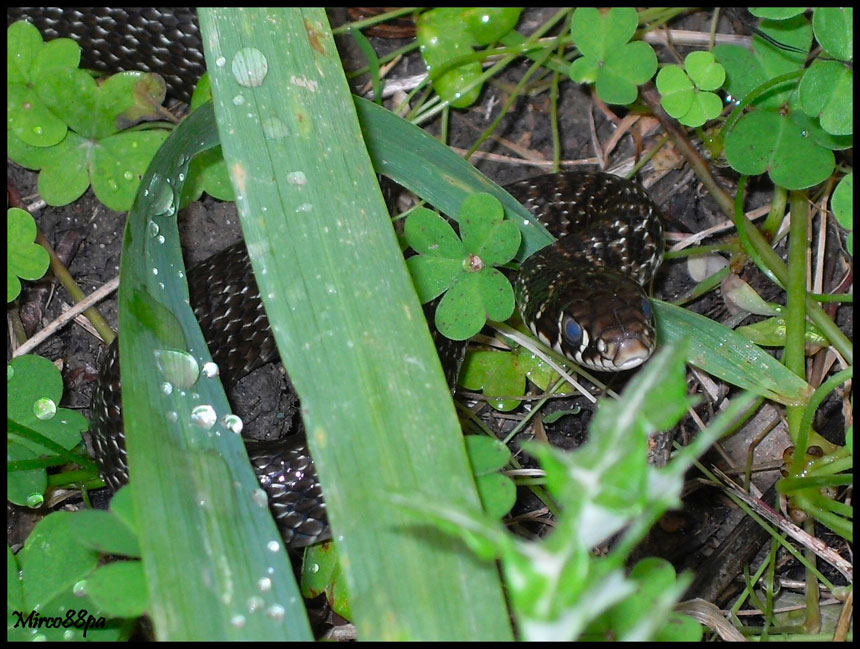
[811,7,853,62]
[8,207,50,302]
[714,15,812,109]
[7,354,89,507]
[7,20,172,212]
[831,173,853,255]
[656,51,725,128]
[7,20,78,147]
[417,8,523,108]
[798,60,853,136]
[724,108,835,189]
[460,347,558,412]
[569,7,657,105]
[465,435,516,519]
[405,193,520,341]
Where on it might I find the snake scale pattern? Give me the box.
[7,8,663,548]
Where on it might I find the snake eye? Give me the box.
[561,316,583,347]
[641,297,653,320]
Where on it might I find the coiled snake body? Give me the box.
[89,171,664,548]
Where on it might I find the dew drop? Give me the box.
[232,47,268,88]
[33,397,56,420]
[156,235,165,244]
[73,580,88,597]
[161,382,173,396]
[247,595,264,614]
[223,414,244,434]
[201,361,220,378]
[296,203,313,212]
[267,540,281,553]
[154,349,200,388]
[167,411,178,422]
[310,562,320,573]
[123,170,134,181]
[150,179,175,217]
[32,125,43,135]
[216,56,227,67]
[233,94,246,106]
[252,488,269,507]
[191,405,217,429]
[257,577,272,592]
[148,221,159,237]
[265,604,285,620]
[286,171,306,185]
[262,116,290,139]
[230,615,246,628]
[26,492,44,508]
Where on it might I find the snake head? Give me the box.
[517,262,657,372]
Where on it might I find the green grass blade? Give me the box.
[654,300,813,406]
[198,8,512,640]
[354,96,555,260]
[118,101,312,639]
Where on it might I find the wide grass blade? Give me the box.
[198,8,512,640]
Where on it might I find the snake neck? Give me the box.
[507,171,664,372]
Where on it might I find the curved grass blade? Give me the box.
[118,102,311,640]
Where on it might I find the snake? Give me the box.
[88,171,664,548]
[6,9,664,548]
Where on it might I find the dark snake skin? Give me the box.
[8,8,663,548]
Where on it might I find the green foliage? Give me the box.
[7,20,171,210]
[724,109,835,189]
[569,7,657,105]
[460,346,558,411]
[7,488,143,641]
[465,435,516,519]
[811,7,853,61]
[6,20,231,212]
[656,51,725,127]
[7,207,50,302]
[7,355,90,507]
[301,542,352,621]
[715,9,852,190]
[416,8,523,108]
[830,172,853,255]
[392,343,754,640]
[181,72,237,204]
[405,193,520,340]
[798,60,853,136]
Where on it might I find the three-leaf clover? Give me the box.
[8,207,50,302]
[7,20,171,211]
[405,193,521,341]
[656,51,726,127]
[569,7,657,105]
[417,8,523,108]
